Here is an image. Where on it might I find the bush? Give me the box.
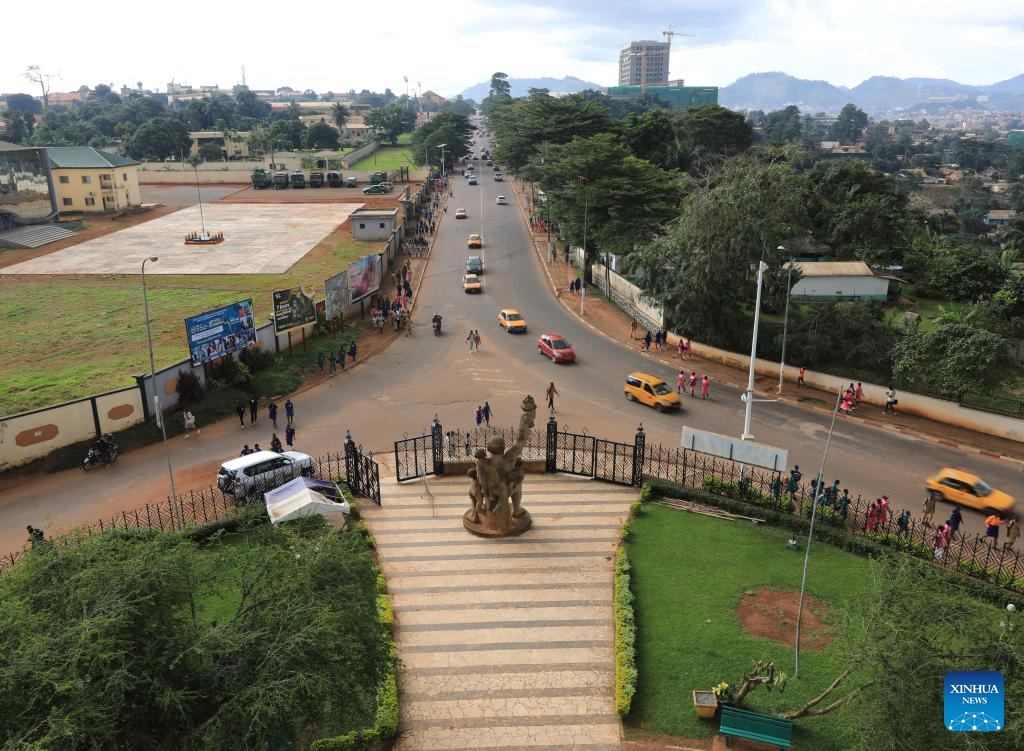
[175,368,204,405]
[614,544,637,718]
[240,345,275,373]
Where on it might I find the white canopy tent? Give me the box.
[264,476,351,525]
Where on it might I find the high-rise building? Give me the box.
[618,40,671,86]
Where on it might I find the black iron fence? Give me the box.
[345,431,380,504]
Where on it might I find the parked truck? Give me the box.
[309,171,325,188]
[251,168,272,189]
[326,171,343,187]
[273,171,290,189]
[289,170,306,188]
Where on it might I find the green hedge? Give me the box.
[614,535,638,717]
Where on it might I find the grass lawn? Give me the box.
[0,231,376,416]
[624,504,872,750]
[350,145,419,171]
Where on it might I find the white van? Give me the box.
[217,450,315,500]
[496,195,507,205]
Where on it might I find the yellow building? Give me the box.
[47,147,141,214]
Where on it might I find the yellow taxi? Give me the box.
[455,208,467,219]
[463,274,482,293]
[498,308,528,333]
[624,372,681,412]
[925,468,1016,514]
[468,233,482,248]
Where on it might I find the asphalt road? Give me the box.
[0,131,1016,554]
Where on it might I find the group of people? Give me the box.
[566,278,583,296]
[474,402,494,427]
[839,383,866,415]
[641,329,672,352]
[677,371,711,399]
[318,344,355,376]
[239,425,296,456]
[466,329,482,353]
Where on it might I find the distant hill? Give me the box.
[719,71,1024,116]
[460,76,603,102]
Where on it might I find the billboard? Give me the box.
[348,254,381,303]
[324,271,351,320]
[185,299,257,366]
[272,285,317,333]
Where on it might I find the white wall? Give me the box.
[791,275,888,300]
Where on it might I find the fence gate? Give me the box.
[593,437,635,485]
[344,434,381,504]
[394,431,436,482]
[551,429,597,477]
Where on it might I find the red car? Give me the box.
[537,333,575,363]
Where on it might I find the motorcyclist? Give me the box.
[432,313,442,334]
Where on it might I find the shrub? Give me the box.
[614,543,637,718]
[240,345,275,373]
[175,368,204,405]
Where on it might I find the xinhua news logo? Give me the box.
[944,671,1004,732]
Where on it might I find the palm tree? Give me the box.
[331,102,350,131]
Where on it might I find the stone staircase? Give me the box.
[0,223,78,249]
[360,471,637,751]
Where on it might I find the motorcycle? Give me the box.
[432,314,443,336]
[83,435,119,471]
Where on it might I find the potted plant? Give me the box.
[692,689,719,719]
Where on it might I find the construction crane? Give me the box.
[662,25,695,83]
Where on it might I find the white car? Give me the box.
[217,450,315,500]
[496,195,507,205]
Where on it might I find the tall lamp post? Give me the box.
[777,246,794,394]
[578,175,589,315]
[437,143,447,176]
[188,157,207,239]
[741,261,769,441]
[142,256,178,509]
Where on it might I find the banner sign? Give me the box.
[324,271,351,320]
[272,285,317,333]
[185,299,257,365]
[348,254,381,303]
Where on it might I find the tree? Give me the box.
[828,103,869,144]
[0,111,35,144]
[3,92,40,114]
[892,321,1016,395]
[620,108,680,169]
[480,72,513,118]
[24,65,52,108]
[914,241,1006,301]
[330,102,350,130]
[197,142,224,161]
[306,120,340,150]
[626,153,811,348]
[781,300,898,374]
[235,88,271,123]
[124,117,191,160]
[364,102,414,144]
[763,106,803,143]
[673,104,753,170]
[268,118,307,150]
[0,524,388,750]
[410,111,473,168]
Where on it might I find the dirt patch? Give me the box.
[624,728,711,751]
[736,587,834,651]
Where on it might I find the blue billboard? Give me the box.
[184,298,257,365]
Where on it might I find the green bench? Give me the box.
[719,705,793,749]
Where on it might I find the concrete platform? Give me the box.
[1,203,362,275]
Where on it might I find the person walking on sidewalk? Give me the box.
[183,409,198,438]
[884,387,898,414]
[467,330,477,353]
[701,375,711,399]
[285,425,296,448]
[643,331,652,351]
[689,371,698,398]
[921,493,936,526]
[235,403,246,428]
[797,366,806,387]
[268,401,278,429]
[248,395,259,425]
[678,370,686,394]
[546,382,559,412]
[1005,516,1019,550]
[482,401,493,427]
[285,399,295,427]
[475,405,484,427]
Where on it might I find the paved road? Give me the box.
[0,144,1018,554]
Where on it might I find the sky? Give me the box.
[6,1,1024,100]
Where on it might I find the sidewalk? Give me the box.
[508,178,1024,464]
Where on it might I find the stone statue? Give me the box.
[464,395,536,537]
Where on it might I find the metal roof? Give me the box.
[46,147,139,169]
[790,261,874,277]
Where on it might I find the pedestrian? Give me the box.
[948,506,963,537]
[475,405,484,427]
[865,499,880,532]
[271,433,283,453]
[855,382,864,406]
[897,510,911,536]
[443,430,452,458]
[339,344,346,369]
[249,395,258,424]
[183,409,198,438]
[328,353,337,375]
[770,474,782,501]
[285,399,295,427]
[318,351,326,371]
[933,522,951,561]
[474,330,481,351]
[787,465,803,497]
[285,425,296,448]
[1005,516,1019,550]
[701,375,710,399]
[797,366,806,387]
[684,338,692,359]
[878,495,891,527]
[348,342,357,362]
[467,330,476,353]
[465,431,472,457]
[568,280,575,297]
[268,401,278,429]
[253,443,262,452]
[884,387,898,414]
[921,494,935,526]
[631,319,638,338]
[837,490,851,519]
[26,525,44,548]
[483,401,493,426]
[546,382,559,412]
[689,371,698,398]
[985,513,1004,547]
[677,370,686,394]
[677,338,685,359]
[839,393,853,415]
[235,402,246,428]
[643,331,652,351]
[240,444,252,456]
[653,330,662,350]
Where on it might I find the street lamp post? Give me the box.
[777,246,793,394]
[190,158,207,239]
[437,143,447,176]
[578,176,589,316]
[741,261,769,441]
[142,257,179,512]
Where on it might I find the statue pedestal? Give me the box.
[463,509,532,538]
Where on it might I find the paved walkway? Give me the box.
[360,469,635,751]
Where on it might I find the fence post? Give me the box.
[545,414,558,472]
[632,423,646,487]
[344,430,357,491]
[431,416,444,475]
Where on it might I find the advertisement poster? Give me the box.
[184,299,257,365]
[348,254,381,303]
[272,285,317,333]
[324,271,351,320]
